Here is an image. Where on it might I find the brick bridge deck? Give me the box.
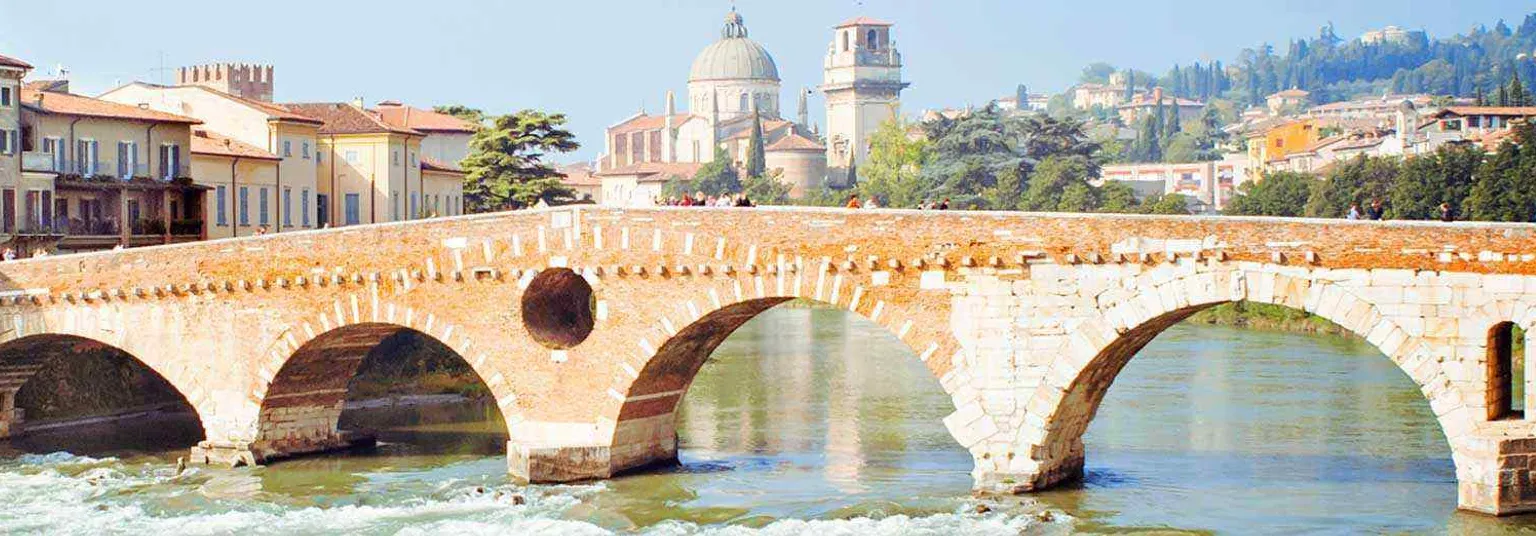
[2,206,1536,514]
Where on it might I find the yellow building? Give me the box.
[286,102,462,225]
[0,53,33,248]
[16,87,205,252]
[190,129,282,239]
[372,101,469,217]
[1246,119,1318,169]
[98,82,326,237]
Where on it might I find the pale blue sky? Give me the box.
[0,1,1526,162]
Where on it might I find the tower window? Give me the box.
[842,31,849,51]
[867,29,878,49]
[740,93,749,111]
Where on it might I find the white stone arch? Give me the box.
[1012,263,1478,495]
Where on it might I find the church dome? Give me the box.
[688,9,780,82]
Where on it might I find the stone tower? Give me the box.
[821,16,908,186]
[176,63,274,102]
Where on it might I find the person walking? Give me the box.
[938,198,951,210]
[1438,202,1454,222]
[1366,199,1385,220]
[845,194,861,209]
[1346,203,1361,220]
[864,196,880,209]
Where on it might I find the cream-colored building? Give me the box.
[373,101,470,217]
[821,16,907,185]
[98,79,325,236]
[0,54,32,246]
[284,102,462,225]
[190,128,281,238]
[15,86,205,251]
[1097,154,1256,213]
[1117,87,1205,125]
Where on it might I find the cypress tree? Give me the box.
[1512,73,1529,107]
[745,111,766,179]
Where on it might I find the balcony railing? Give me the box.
[20,155,189,180]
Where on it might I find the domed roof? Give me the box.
[688,9,780,83]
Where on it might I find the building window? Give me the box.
[238,186,250,226]
[283,187,293,227]
[867,29,878,49]
[283,140,292,157]
[1,189,13,233]
[116,141,137,177]
[842,31,849,51]
[410,192,418,218]
[258,188,269,225]
[344,193,360,225]
[391,191,400,220]
[77,139,99,176]
[301,188,311,227]
[0,129,12,155]
[159,144,181,179]
[410,152,417,168]
[317,194,329,226]
[1488,322,1525,420]
[302,142,311,159]
[739,93,748,111]
[215,185,227,226]
[345,150,359,163]
[0,86,10,107]
[392,150,400,166]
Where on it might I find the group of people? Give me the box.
[1,247,52,261]
[1346,199,1458,222]
[656,192,756,207]
[844,194,951,210]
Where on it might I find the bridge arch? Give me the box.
[244,320,516,465]
[1015,266,1481,499]
[595,284,969,479]
[0,333,206,442]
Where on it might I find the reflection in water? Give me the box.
[7,306,1536,533]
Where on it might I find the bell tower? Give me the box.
[821,16,908,186]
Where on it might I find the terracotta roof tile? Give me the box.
[594,161,705,182]
[190,129,280,160]
[1438,106,1536,117]
[281,102,421,135]
[835,16,893,28]
[421,157,465,174]
[610,113,697,133]
[375,102,480,133]
[23,79,67,92]
[558,162,602,186]
[0,54,32,70]
[21,89,202,124]
[725,119,794,140]
[765,132,824,151]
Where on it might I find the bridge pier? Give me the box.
[0,391,22,439]
[1459,436,1536,516]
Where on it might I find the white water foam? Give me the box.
[0,454,1057,535]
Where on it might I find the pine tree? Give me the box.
[745,111,766,179]
[1512,73,1530,107]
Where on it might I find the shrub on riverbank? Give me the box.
[1185,302,1354,337]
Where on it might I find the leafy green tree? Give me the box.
[859,117,931,208]
[1225,172,1315,217]
[692,146,742,196]
[1389,144,1483,220]
[1465,122,1536,221]
[1304,155,1399,218]
[1140,193,1192,215]
[461,110,579,211]
[1021,155,1096,211]
[1080,62,1117,84]
[1097,181,1141,213]
[742,172,791,205]
[744,112,767,179]
[433,105,486,125]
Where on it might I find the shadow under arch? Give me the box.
[251,322,507,464]
[1031,295,1462,494]
[605,296,965,478]
[0,333,205,449]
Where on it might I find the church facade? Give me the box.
[596,10,904,205]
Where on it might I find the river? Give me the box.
[0,306,1531,534]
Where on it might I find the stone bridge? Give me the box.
[2,206,1536,515]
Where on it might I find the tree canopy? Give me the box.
[460,110,579,212]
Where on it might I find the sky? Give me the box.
[0,0,1527,162]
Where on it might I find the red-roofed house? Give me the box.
[0,53,33,246]
[1117,87,1205,125]
[15,87,209,251]
[100,82,325,237]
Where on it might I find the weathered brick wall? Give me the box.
[0,206,1532,514]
